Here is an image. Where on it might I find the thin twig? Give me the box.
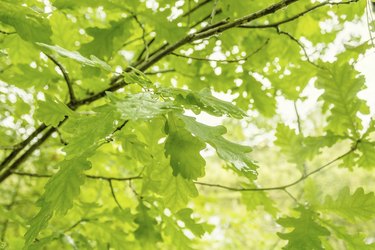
[171,38,269,63]
[194,148,356,192]
[293,101,302,135]
[108,180,123,209]
[11,147,356,193]
[171,52,245,63]
[276,29,324,69]
[45,53,76,104]
[145,69,176,75]
[182,0,212,17]
[11,171,142,181]
[122,32,152,48]
[210,0,219,24]
[187,0,191,27]
[63,219,89,233]
[137,37,156,61]
[133,15,149,60]
[283,189,298,203]
[0,30,16,35]
[191,9,222,29]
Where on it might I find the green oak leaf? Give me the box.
[176,208,213,237]
[165,114,206,180]
[179,114,257,179]
[277,206,330,250]
[107,92,177,120]
[24,205,53,249]
[24,157,91,249]
[35,94,76,127]
[80,18,131,60]
[316,62,369,138]
[0,1,52,42]
[134,202,162,247]
[357,140,375,169]
[36,43,112,71]
[42,157,91,214]
[162,88,246,118]
[321,187,375,221]
[160,175,198,211]
[323,220,375,250]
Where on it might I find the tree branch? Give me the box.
[195,147,355,192]
[145,69,176,75]
[239,0,359,29]
[171,38,269,63]
[10,146,356,192]
[0,0,360,183]
[0,124,47,171]
[45,53,76,104]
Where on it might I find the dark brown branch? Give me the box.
[45,54,76,104]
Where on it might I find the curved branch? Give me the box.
[195,148,355,192]
[108,180,123,209]
[10,147,355,192]
[45,53,76,104]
